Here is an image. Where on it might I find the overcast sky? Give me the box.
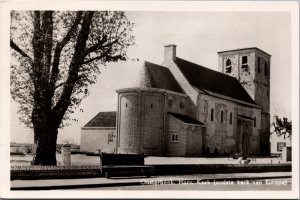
[10,11,292,144]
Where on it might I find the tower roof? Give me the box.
[217,47,271,56]
[136,61,185,94]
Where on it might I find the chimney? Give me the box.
[164,44,176,61]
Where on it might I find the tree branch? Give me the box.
[83,37,118,56]
[82,55,105,65]
[49,12,83,95]
[52,11,94,127]
[10,40,33,62]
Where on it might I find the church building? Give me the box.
[80,45,271,156]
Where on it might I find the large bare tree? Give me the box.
[10,11,134,165]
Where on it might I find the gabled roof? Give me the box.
[168,112,205,126]
[136,61,185,94]
[84,111,116,127]
[174,57,256,105]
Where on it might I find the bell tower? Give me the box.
[218,47,271,155]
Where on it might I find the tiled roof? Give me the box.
[84,111,116,127]
[168,112,205,126]
[136,61,185,94]
[174,57,256,105]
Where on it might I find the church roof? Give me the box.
[174,57,256,105]
[168,112,205,126]
[136,61,185,94]
[84,111,116,127]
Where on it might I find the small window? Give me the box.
[258,57,261,73]
[125,103,128,108]
[168,99,173,107]
[230,112,233,125]
[108,133,114,143]
[150,104,153,108]
[254,117,256,127]
[264,61,268,76]
[241,56,249,72]
[171,133,179,142]
[225,59,232,73]
[277,142,286,152]
[221,111,224,123]
[180,101,185,109]
[242,56,248,64]
[211,108,214,121]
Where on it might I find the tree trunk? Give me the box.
[32,125,58,165]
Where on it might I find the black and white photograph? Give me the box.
[0,1,299,199]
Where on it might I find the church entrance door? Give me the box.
[237,117,253,154]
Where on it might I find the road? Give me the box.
[86,178,291,190]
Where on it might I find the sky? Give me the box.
[10,11,292,144]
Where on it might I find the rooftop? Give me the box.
[84,111,116,128]
[136,61,185,94]
[174,57,257,105]
[217,47,271,56]
[168,112,205,126]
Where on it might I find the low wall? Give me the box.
[150,163,291,175]
[11,163,291,180]
[11,165,101,180]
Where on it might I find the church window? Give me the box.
[254,117,256,127]
[108,133,114,143]
[225,59,232,73]
[264,61,268,76]
[180,101,185,109]
[277,142,286,152]
[211,108,214,121]
[125,103,128,108]
[241,56,249,72]
[258,57,261,73]
[230,112,233,125]
[221,111,224,123]
[171,133,179,142]
[151,103,153,108]
[168,99,173,107]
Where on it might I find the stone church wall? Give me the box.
[197,93,261,155]
[140,91,164,154]
[117,92,140,153]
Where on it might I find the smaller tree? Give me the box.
[272,116,292,139]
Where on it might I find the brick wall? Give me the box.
[185,125,204,155]
[80,128,116,153]
[118,92,140,153]
[141,92,164,154]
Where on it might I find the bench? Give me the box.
[99,152,152,178]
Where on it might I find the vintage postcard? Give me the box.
[0,1,299,199]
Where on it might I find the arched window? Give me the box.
[264,61,268,76]
[225,59,232,73]
[254,117,256,127]
[241,56,249,72]
[230,112,233,125]
[221,111,224,123]
[258,57,261,73]
[211,108,214,121]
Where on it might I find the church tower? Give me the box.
[218,48,271,155]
